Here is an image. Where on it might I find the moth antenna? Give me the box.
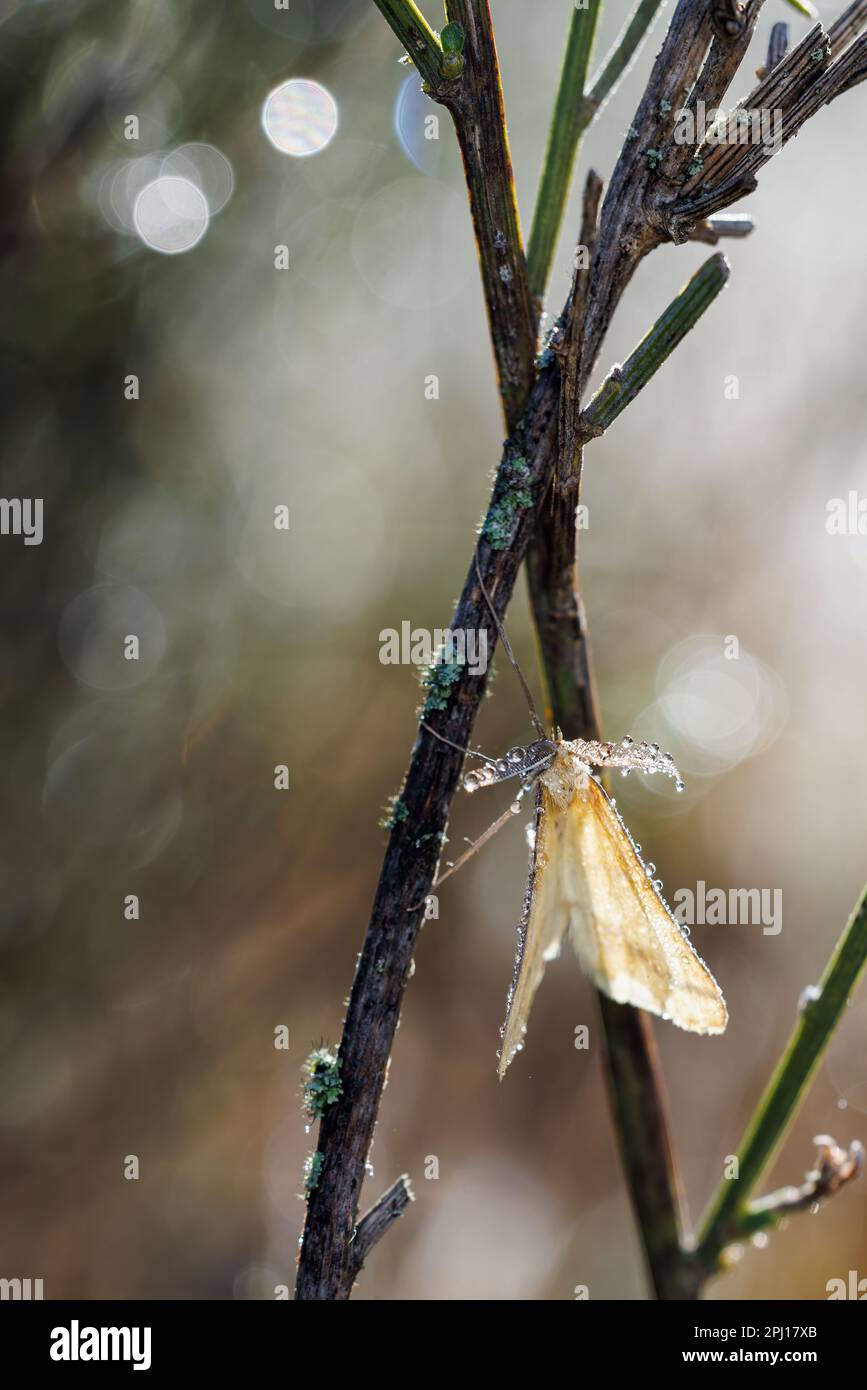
[434,786,529,889]
[420,720,498,767]
[474,551,548,742]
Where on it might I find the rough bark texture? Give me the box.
[439,0,537,428]
[294,367,560,1299]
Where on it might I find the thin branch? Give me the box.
[688,212,754,242]
[370,0,444,86]
[555,169,604,491]
[580,253,730,438]
[527,0,667,306]
[668,11,867,239]
[436,0,537,430]
[294,362,562,1301]
[679,21,830,198]
[519,8,729,1306]
[525,250,729,1313]
[527,0,730,743]
[783,0,818,18]
[762,21,790,75]
[587,0,670,116]
[598,995,701,1299]
[523,7,727,1302]
[349,1174,415,1279]
[580,0,718,378]
[829,0,867,57]
[688,0,766,127]
[526,0,603,306]
[736,1137,864,1239]
[696,880,867,1276]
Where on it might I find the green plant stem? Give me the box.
[527,0,667,304]
[696,881,867,1274]
[526,0,602,305]
[588,0,669,111]
[784,0,819,19]
[580,252,729,436]
[370,0,444,86]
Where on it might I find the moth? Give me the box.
[428,566,727,1078]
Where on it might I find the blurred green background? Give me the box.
[1,0,866,1300]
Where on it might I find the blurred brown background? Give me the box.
[1,0,866,1300]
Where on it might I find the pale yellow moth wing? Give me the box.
[564,776,727,1034]
[499,784,571,1078]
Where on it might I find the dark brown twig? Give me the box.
[294,365,561,1301]
[829,0,867,57]
[688,212,754,242]
[434,1,537,430]
[668,13,867,239]
[554,171,604,495]
[762,21,790,75]
[349,1174,415,1280]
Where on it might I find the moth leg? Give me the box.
[419,719,498,768]
[435,785,530,889]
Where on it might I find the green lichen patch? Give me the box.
[419,656,464,713]
[481,454,533,551]
[303,1047,343,1120]
[645,146,665,172]
[379,792,409,830]
[303,1150,324,1197]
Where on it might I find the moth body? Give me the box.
[461,731,728,1076]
